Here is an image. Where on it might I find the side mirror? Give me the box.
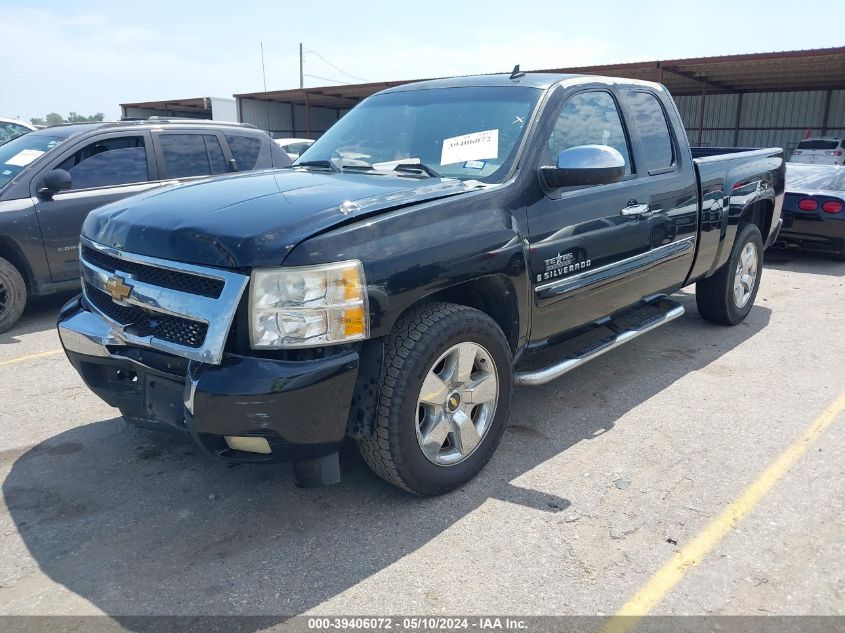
[37,169,72,199]
[539,145,626,189]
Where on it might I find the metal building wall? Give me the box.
[673,90,845,158]
[121,106,209,120]
[237,98,347,139]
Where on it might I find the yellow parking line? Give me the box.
[0,349,63,366]
[603,390,845,633]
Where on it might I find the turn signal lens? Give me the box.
[797,198,818,211]
[342,305,366,337]
[822,200,843,213]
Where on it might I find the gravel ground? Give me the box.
[0,250,843,624]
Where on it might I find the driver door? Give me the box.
[525,89,655,342]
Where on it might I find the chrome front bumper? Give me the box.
[58,296,361,462]
[58,303,125,358]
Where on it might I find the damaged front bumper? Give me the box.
[57,295,359,466]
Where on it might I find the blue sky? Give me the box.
[3,0,843,121]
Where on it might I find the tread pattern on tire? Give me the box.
[0,256,27,334]
[357,302,505,494]
[696,223,762,325]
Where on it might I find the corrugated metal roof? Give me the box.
[234,46,845,107]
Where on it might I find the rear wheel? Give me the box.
[357,302,513,495]
[0,256,27,334]
[696,223,763,325]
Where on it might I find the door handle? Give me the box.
[620,203,650,217]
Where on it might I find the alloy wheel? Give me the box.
[415,341,499,466]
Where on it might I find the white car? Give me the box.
[0,117,36,146]
[790,137,845,166]
[274,137,314,160]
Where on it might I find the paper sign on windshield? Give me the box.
[440,130,499,166]
[5,149,45,167]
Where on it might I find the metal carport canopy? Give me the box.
[120,97,213,116]
[233,46,845,108]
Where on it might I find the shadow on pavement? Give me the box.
[0,291,78,345]
[764,248,845,277]
[3,293,771,627]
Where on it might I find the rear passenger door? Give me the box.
[152,130,232,182]
[621,89,698,294]
[32,131,159,282]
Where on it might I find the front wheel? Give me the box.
[358,302,513,496]
[696,223,763,325]
[0,256,27,334]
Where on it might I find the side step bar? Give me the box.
[515,301,685,386]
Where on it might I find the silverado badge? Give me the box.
[537,252,591,283]
[105,275,133,302]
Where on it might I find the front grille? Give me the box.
[85,284,208,348]
[81,245,224,299]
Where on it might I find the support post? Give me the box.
[305,91,311,138]
[299,43,304,89]
[696,85,707,146]
[821,89,832,136]
[733,92,743,147]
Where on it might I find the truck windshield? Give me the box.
[294,86,542,183]
[0,134,63,190]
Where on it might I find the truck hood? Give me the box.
[82,169,481,267]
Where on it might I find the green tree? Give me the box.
[30,112,106,127]
[67,112,105,123]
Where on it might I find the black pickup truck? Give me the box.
[0,120,289,332]
[58,73,784,495]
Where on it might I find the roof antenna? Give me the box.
[510,64,525,80]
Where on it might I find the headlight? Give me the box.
[249,260,369,349]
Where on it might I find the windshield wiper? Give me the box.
[393,162,443,178]
[295,159,342,173]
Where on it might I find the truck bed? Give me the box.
[686,146,785,282]
[690,146,764,159]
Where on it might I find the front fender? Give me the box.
[283,187,529,344]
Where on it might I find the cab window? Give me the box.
[628,91,674,173]
[543,91,632,176]
[56,136,149,190]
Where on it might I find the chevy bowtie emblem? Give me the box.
[105,275,133,302]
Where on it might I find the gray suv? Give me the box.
[0,119,290,332]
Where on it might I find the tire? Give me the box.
[696,223,763,325]
[357,302,513,496]
[0,256,27,334]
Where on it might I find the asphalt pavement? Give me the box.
[0,251,842,627]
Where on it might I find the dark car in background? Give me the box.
[778,164,845,260]
[0,119,290,332]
